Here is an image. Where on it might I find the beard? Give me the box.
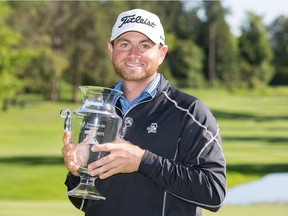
[112,60,158,82]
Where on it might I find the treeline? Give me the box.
[1,1,288,106]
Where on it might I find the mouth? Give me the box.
[125,62,144,68]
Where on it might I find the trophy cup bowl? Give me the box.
[60,86,124,200]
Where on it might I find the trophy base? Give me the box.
[67,178,106,201]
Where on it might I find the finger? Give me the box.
[114,136,130,143]
[115,137,123,143]
[91,143,112,152]
[66,161,79,176]
[87,158,104,171]
[89,161,117,178]
[66,160,78,171]
[62,145,77,168]
[87,153,111,173]
[99,167,119,180]
[63,153,75,163]
[62,131,71,145]
[61,145,74,157]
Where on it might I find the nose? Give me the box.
[128,45,141,57]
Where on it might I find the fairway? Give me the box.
[188,87,288,187]
[0,88,288,215]
[0,201,82,216]
[1,200,288,216]
[0,201,288,216]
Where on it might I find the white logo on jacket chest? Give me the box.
[147,123,158,133]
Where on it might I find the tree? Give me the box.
[0,2,32,110]
[196,1,239,87]
[152,1,204,87]
[52,1,97,102]
[51,1,131,102]
[215,11,240,88]
[238,12,274,88]
[169,39,204,87]
[269,15,288,85]
[7,1,68,101]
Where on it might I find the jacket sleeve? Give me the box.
[64,173,87,212]
[138,100,226,212]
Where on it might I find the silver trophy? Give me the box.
[60,86,132,200]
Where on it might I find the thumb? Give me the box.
[62,131,72,145]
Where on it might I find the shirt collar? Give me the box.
[114,73,160,98]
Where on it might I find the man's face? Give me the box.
[108,31,168,82]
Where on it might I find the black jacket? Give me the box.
[65,74,226,216]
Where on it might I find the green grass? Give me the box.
[0,201,287,216]
[0,95,79,200]
[0,87,288,215]
[203,204,288,216]
[186,87,288,187]
[0,201,83,216]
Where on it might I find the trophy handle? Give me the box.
[60,109,71,132]
[119,117,133,139]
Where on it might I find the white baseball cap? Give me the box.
[110,9,165,45]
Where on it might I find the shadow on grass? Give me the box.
[223,136,288,144]
[227,163,288,175]
[1,156,287,177]
[0,156,63,166]
[212,109,288,121]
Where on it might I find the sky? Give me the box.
[223,0,288,36]
[185,0,288,36]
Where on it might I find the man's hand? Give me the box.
[88,139,145,179]
[62,132,79,176]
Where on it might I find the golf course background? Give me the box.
[1,87,288,215]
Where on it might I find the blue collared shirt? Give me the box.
[114,73,160,115]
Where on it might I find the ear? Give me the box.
[107,42,113,60]
[158,45,168,65]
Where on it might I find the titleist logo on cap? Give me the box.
[110,9,165,44]
[118,14,156,28]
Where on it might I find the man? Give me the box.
[62,8,226,216]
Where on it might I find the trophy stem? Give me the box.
[67,175,106,200]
